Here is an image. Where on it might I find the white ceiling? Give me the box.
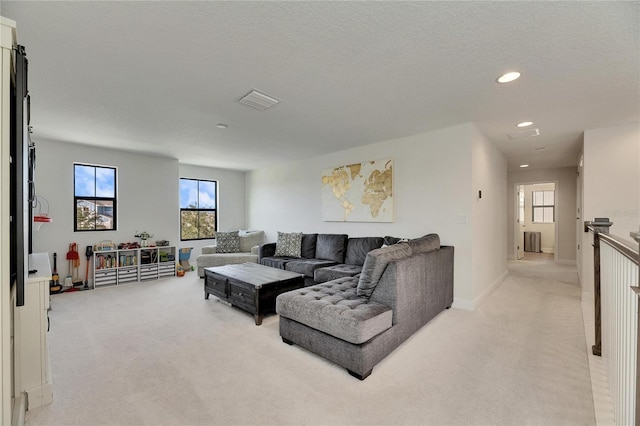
[2,1,638,171]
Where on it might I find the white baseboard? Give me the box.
[542,247,555,254]
[11,392,25,426]
[24,383,53,410]
[452,297,474,311]
[452,270,509,311]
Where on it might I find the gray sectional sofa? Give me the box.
[259,234,384,286]
[275,234,454,380]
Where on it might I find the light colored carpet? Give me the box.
[26,266,595,425]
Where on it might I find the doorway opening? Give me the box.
[515,182,557,262]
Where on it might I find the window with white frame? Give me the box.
[532,190,555,223]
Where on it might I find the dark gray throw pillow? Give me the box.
[357,242,413,298]
[215,231,240,253]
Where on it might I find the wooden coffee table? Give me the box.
[204,263,304,325]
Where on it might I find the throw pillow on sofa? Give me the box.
[274,232,303,257]
[215,231,241,253]
[357,242,413,298]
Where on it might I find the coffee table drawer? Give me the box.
[229,284,255,308]
[205,273,228,298]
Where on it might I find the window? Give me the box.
[532,190,554,223]
[517,189,525,223]
[180,178,217,240]
[74,163,117,231]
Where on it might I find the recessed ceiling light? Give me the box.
[517,121,533,127]
[519,164,529,168]
[216,123,228,129]
[497,71,521,83]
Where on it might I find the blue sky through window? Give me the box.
[75,165,115,197]
[180,179,216,209]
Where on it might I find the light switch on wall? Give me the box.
[456,215,468,224]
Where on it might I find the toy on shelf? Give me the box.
[134,231,154,247]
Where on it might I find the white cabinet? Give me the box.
[93,246,176,288]
[14,253,52,410]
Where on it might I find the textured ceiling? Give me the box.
[2,1,638,171]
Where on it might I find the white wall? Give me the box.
[523,183,556,253]
[507,167,578,264]
[178,163,246,257]
[246,122,508,308]
[33,139,179,280]
[583,123,640,237]
[471,126,508,308]
[580,122,640,294]
[32,139,246,281]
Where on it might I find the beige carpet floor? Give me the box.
[25,264,594,425]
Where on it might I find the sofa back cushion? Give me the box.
[407,233,440,254]
[357,242,413,298]
[239,230,266,253]
[345,237,384,265]
[300,234,318,259]
[315,234,348,262]
[274,232,303,257]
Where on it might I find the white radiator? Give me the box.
[524,231,541,253]
[601,240,640,426]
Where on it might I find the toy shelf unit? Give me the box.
[93,246,176,288]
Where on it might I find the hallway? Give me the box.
[508,258,615,426]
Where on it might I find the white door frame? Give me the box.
[512,180,560,261]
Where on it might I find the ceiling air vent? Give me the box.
[238,89,280,111]
[508,128,540,140]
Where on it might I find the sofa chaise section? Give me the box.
[276,236,454,380]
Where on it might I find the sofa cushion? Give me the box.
[345,237,384,265]
[215,231,240,253]
[314,264,363,283]
[239,230,266,253]
[357,242,413,298]
[274,232,303,257]
[276,277,393,345]
[201,245,218,255]
[285,258,338,278]
[260,257,296,270]
[300,234,318,259]
[315,234,348,263]
[408,233,440,254]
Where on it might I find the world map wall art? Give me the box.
[321,158,394,222]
